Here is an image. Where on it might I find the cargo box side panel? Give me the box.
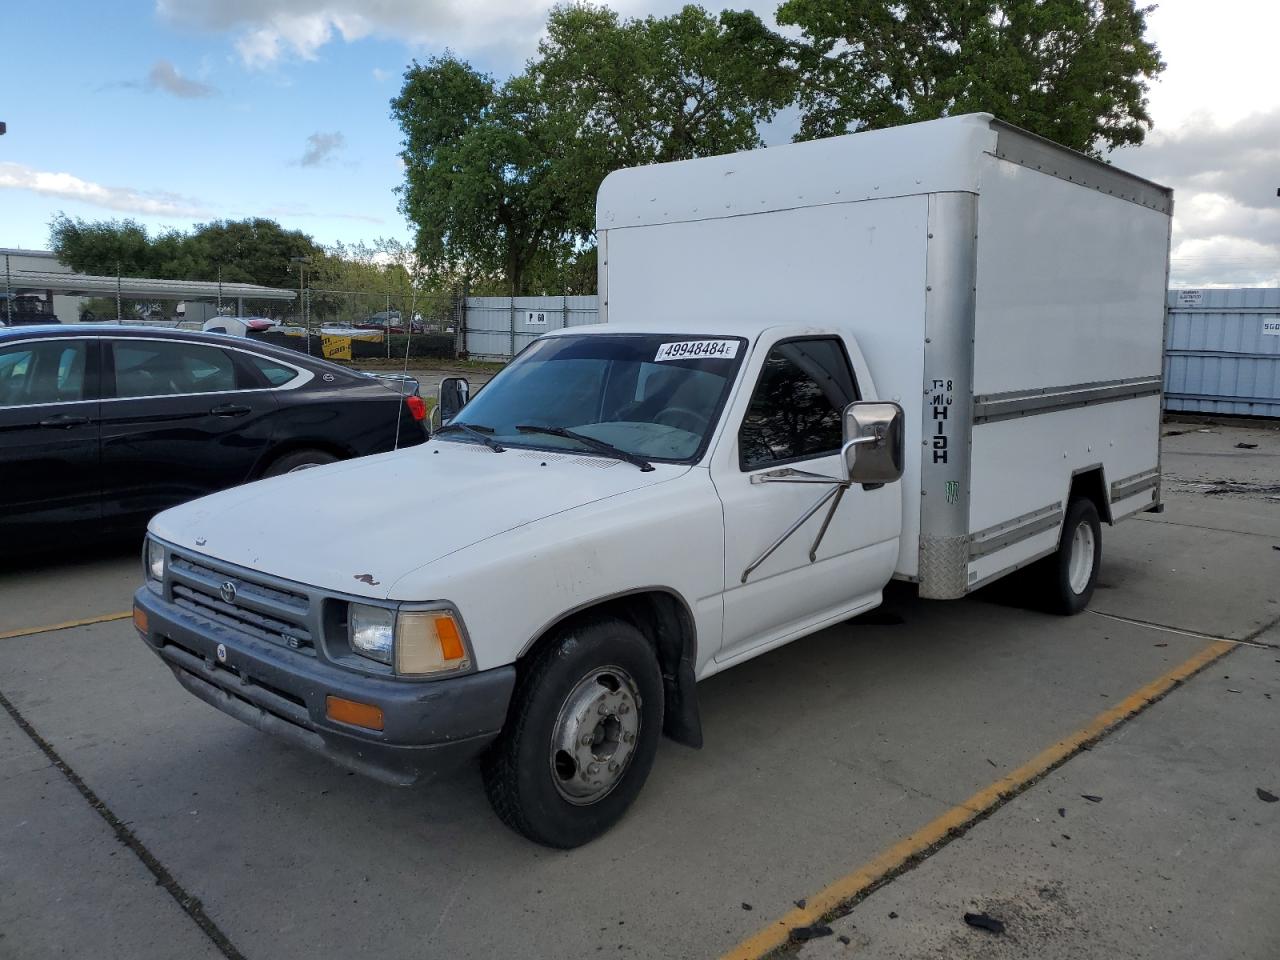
[971,153,1169,402]
[967,394,1162,588]
[603,195,931,577]
[964,154,1167,587]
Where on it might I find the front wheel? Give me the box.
[1037,497,1102,615]
[261,448,338,477]
[481,617,663,848]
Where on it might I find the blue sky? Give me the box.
[2,0,1277,286]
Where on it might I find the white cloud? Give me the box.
[0,162,211,218]
[1117,107,1280,287]
[371,66,390,82]
[297,131,346,167]
[146,59,217,97]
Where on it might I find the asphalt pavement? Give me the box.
[0,421,1276,960]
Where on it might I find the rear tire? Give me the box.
[481,617,663,848]
[262,449,337,477]
[1036,497,1102,615]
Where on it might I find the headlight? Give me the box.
[348,604,471,676]
[146,539,165,582]
[396,611,470,676]
[349,603,395,665]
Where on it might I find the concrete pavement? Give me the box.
[0,422,1275,959]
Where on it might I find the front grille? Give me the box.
[168,554,316,654]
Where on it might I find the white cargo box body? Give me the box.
[596,113,1171,599]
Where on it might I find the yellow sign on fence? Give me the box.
[321,335,352,361]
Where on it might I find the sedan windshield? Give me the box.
[446,334,747,463]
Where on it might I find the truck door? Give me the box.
[711,333,901,665]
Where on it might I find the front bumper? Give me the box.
[134,586,515,786]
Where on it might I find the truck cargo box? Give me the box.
[597,113,1171,599]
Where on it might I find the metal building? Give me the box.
[1164,287,1280,418]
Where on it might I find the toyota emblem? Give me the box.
[215,643,227,663]
[219,580,237,603]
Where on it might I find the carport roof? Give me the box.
[4,269,297,301]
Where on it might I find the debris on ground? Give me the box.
[963,912,1006,935]
[741,903,753,911]
[1058,807,1066,818]
[789,924,833,942]
[1081,794,1103,803]
[1258,788,1278,803]
[794,899,806,909]
[838,935,851,945]
[1227,688,1242,694]
[888,911,899,919]
[1236,442,1259,449]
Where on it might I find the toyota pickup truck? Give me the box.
[133,114,1172,847]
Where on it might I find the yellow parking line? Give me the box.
[720,638,1235,960]
[0,611,132,641]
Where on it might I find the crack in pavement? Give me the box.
[0,686,247,960]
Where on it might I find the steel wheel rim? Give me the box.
[287,462,322,473]
[1068,520,1095,594]
[549,665,641,805]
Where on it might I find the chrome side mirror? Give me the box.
[438,376,470,423]
[842,401,905,484]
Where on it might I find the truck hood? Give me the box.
[149,440,688,599]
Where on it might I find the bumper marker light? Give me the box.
[132,605,149,635]
[325,695,385,731]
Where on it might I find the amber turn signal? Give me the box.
[132,605,149,635]
[325,695,385,731]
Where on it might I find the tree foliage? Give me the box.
[391,4,796,295]
[777,0,1164,154]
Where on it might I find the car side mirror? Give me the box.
[842,401,905,484]
[438,376,470,423]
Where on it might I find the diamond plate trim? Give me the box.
[918,535,969,599]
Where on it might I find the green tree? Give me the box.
[392,55,579,296]
[777,0,1164,154]
[49,215,155,276]
[391,5,796,295]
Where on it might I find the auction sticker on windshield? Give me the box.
[654,340,739,362]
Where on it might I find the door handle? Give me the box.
[210,404,252,417]
[39,415,89,429]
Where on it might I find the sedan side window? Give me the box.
[112,341,237,398]
[739,338,859,471]
[246,354,299,387]
[0,341,88,407]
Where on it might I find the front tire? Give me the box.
[1037,497,1102,615]
[481,617,663,848]
[261,449,337,477]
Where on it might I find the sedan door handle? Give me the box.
[39,415,89,429]
[210,404,252,417]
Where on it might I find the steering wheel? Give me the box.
[654,405,708,434]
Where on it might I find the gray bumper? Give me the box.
[134,587,515,786]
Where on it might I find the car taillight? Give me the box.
[404,395,427,421]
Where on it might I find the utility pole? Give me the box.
[116,262,123,323]
[4,253,12,327]
[290,256,311,353]
[217,264,223,314]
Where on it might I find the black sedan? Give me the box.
[0,325,427,543]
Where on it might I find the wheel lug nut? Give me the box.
[581,734,592,745]
[588,763,600,774]
[598,703,608,715]
[608,761,619,772]
[618,703,629,715]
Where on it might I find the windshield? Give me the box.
[446,333,748,462]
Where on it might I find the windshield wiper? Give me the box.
[434,421,505,452]
[515,424,654,472]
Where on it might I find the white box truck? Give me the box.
[134,113,1171,847]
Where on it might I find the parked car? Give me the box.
[202,316,280,337]
[1,293,60,326]
[133,114,1170,847]
[0,325,427,546]
[356,311,425,335]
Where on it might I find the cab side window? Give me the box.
[112,341,238,398]
[739,338,858,471]
[0,341,88,407]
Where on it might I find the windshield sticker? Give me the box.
[654,340,739,362]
